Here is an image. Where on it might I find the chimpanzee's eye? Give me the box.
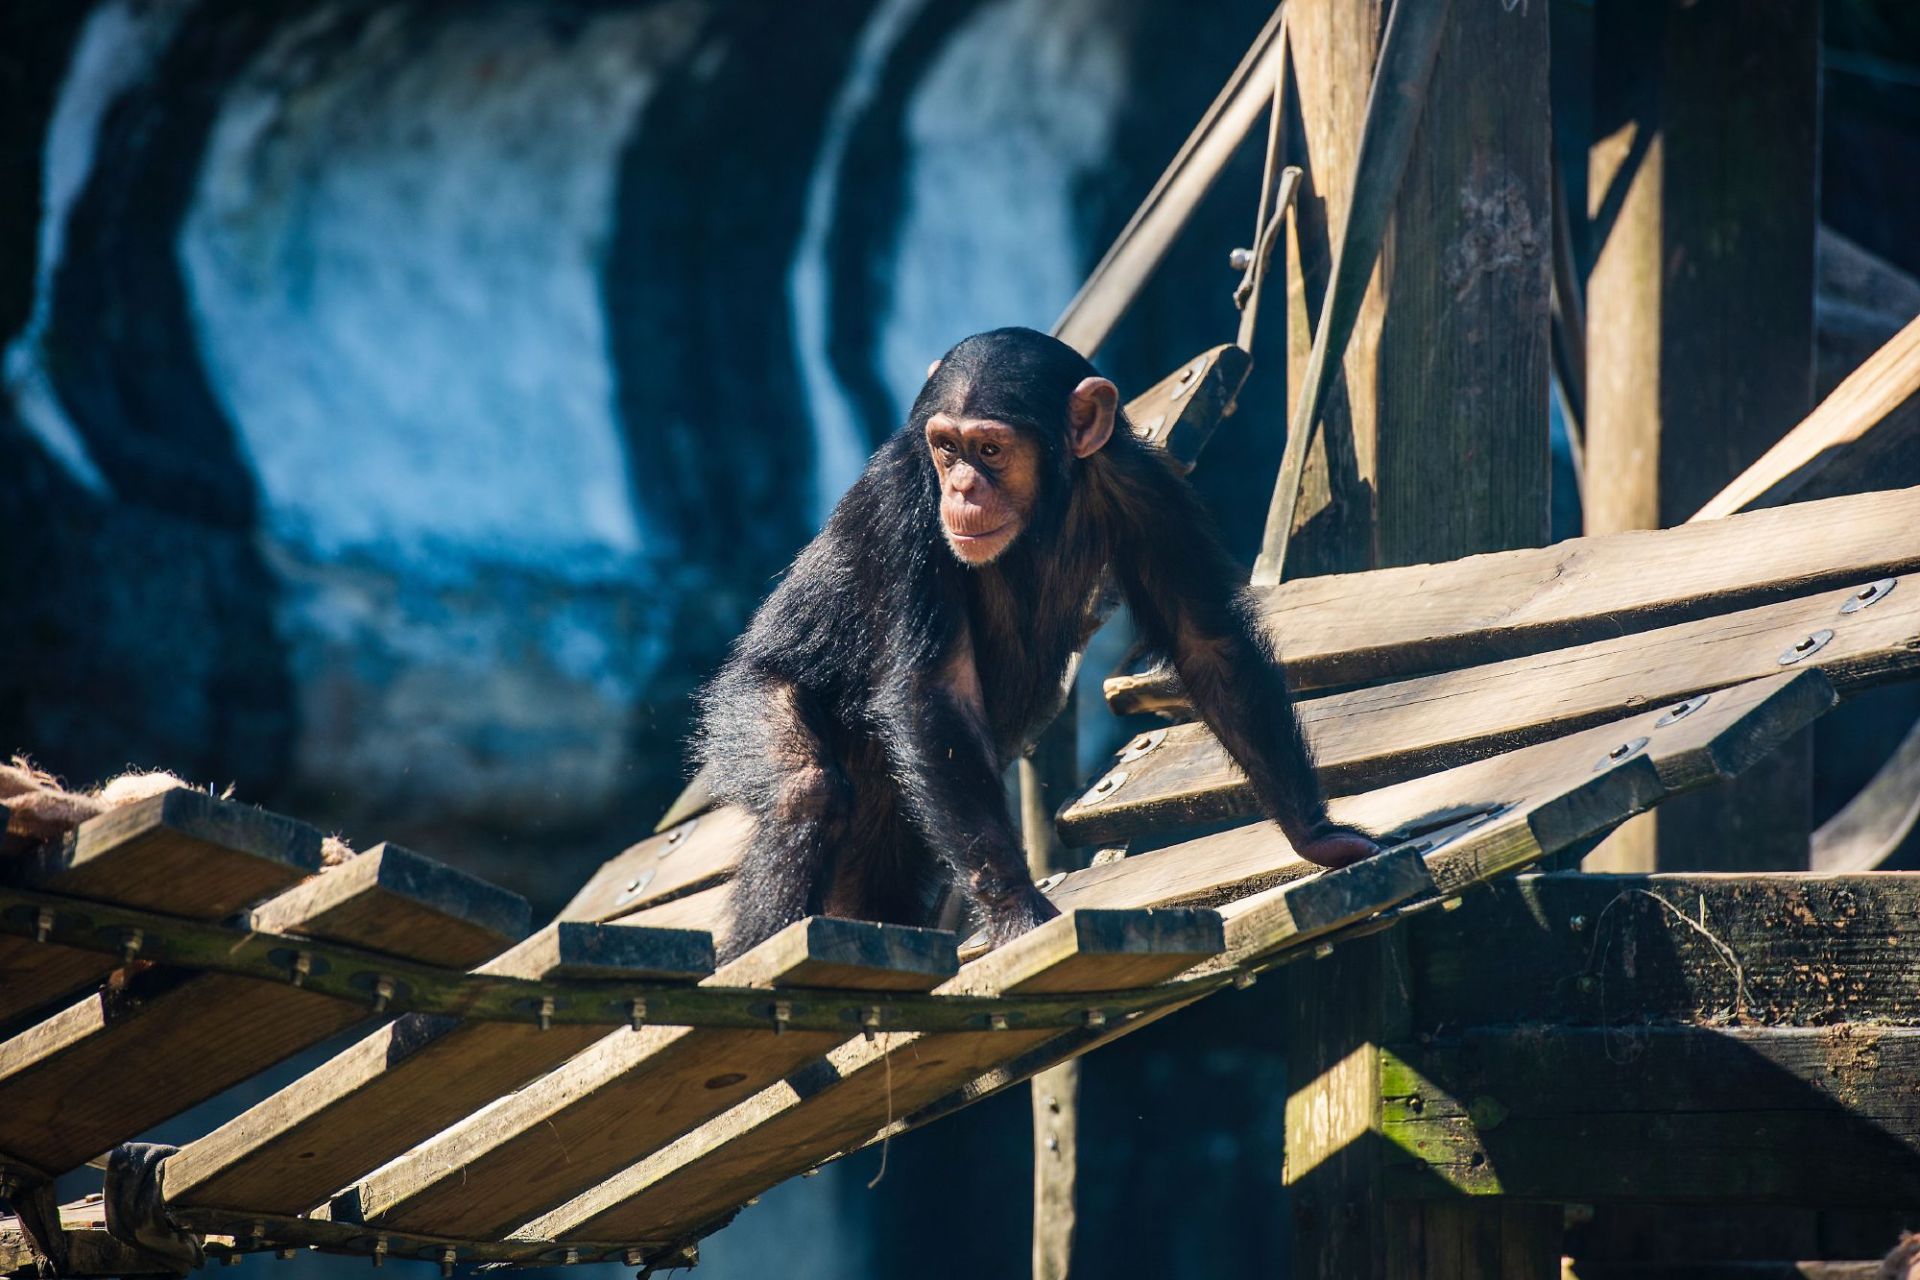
[979,443,1001,460]
[936,439,958,456]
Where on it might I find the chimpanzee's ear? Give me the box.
[1067,377,1118,459]
[926,358,943,380]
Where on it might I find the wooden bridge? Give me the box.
[8,1,1920,1276]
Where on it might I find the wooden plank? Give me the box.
[1107,486,1920,714]
[898,672,1837,1150]
[1383,1026,1920,1206]
[1411,873,1920,1032]
[1813,714,1920,872]
[156,921,714,1215]
[516,908,1224,1245]
[248,843,530,967]
[1066,579,1920,846]
[1119,345,1251,471]
[330,918,957,1238]
[1692,286,1920,523]
[0,845,526,1178]
[562,809,753,924]
[0,790,321,1027]
[1268,0,1549,588]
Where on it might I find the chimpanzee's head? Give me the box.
[908,327,1118,567]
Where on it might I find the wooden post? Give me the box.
[1021,698,1081,1280]
[1582,0,1819,874]
[1280,0,1555,1275]
[1281,0,1551,580]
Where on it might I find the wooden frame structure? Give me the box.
[7,3,1920,1278]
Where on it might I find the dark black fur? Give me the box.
[696,328,1358,960]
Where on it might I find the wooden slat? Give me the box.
[0,791,322,1027]
[0,846,526,1177]
[1383,1026,1920,1206]
[158,921,714,1215]
[1066,579,1920,845]
[332,918,958,1237]
[1693,315,1920,521]
[1106,486,1920,714]
[563,809,752,924]
[516,908,1224,1245]
[900,671,1838,1140]
[1812,714,1920,872]
[1119,345,1251,471]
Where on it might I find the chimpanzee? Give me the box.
[696,327,1380,960]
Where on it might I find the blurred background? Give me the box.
[3,1,1919,1275]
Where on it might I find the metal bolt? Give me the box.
[1233,970,1257,990]
[1655,694,1709,727]
[745,1196,760,1207]
[1119,729,1167,763]
[772,1000,792,1035]
[121,928,144,965]
[625,1249,647,1265]
[1046,1095,1060,1113]
[801,1168,820,1180]
[989,1012,1010,1031]
[1045,1135,1059,1152]
[1840,578,1897,614]
[290,951,312,988]
[1778,629,1833,665]
[32,907,53,944]
[629,997,647,1031]
[372,977,395,1013]
[1083,1008,1107,1030]
[1171,360,1204,399]
[224,1250,242,1266]
[667,826,690,846]
[1229,246,1254,272]
[1133,413,1167,442]
[1569,915,1589,933]
[278,1249,297,1261]
[1407,1095,1424,1114]
[1439,897,1464,912]
[1313,943,1335,960]
[862,1007,883,1042]
[1089,769,1129,800]
[372,1238,388,1268]
[562,1249,579,1266]
[536,996,555,1031]
[440,1246,456,1278]
[1594,737,1649,770]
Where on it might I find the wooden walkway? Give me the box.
[3,475,1916,1273]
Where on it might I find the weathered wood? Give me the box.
[1263,0,1548,585]
[1050,9,1285,358]
[517,908,1224,1245]
[893,673,1836,1153]
[1106,486,1920,715]
[0,790,321,1025]
[247,843,531,968]
[615,882,730,932]
[0,845,523,1178]
[1411,873,1920,1032]
[329,919,957,1237]
[1030,1060,1078,1280]
[1120,346,1252,471]
[1813,714,1920,872]
[563,809,753,924]
[1383,1026,1920,1206]
[1694,314,1920,522]
[1068,581,1918,845]
[158,922,715,1216]
[1584,0,1820,874]
[1045,670,1832,919]
[1565,1265,1881,1280]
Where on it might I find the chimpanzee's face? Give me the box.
[925,413,1043,566]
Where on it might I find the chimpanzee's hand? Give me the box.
[979,883,1061,949]
[1294,820,1383,870]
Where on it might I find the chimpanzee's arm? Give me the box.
[1109,454,1378,868]
[872,645,1059,943]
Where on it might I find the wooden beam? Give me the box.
[156,921,714,1216]
[1065,580,1920,845]
[1584,0,1820,874]
[1813,714,1920,872]
[1383,1026,1920,1206]
[1410,873,1920,1032]
[1693,314,1920,522]
[327,918,957,1238]
[1106,485,1920,715]
[0,845,526,1178]
[0,790,321,1026]
[516,909,1224,1246]
[1273,0,1549,583]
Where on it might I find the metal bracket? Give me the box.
[1840,577,1897,614]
